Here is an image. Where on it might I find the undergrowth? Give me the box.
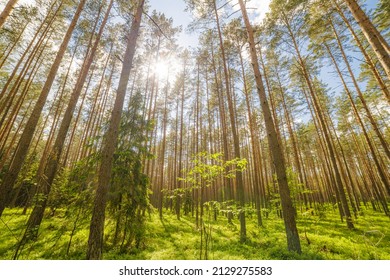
[0,205,389,260]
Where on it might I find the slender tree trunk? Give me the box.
[238,45,263,226]
[330,20,390,161]
[325,42,390,196]
[213,1,246,242]
[158,77,169,219]
[0,32,50,162]
[87,0,145,260]
[238,0,301,253]
[0,0,62,100]
[0,20,28,70]
[209,43,231,204]
[176,55,187,221]
[282,9,354,229]
[0,27,54,132]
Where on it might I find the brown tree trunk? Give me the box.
[282,9,354,229]
[0,32,50,162]
[238,0,301,253]
[87,0,145,260]
[342,0,390,78]
[0,20,29,70]
[238,44,263,226]
[325,42,390,196]
[330,20,390,161]
[0,0,18,28]
[210,43,232,204]
[0,0,62,100]
[333,5,390,103]
[213,1,246,242]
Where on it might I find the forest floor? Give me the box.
[0,205,389,260]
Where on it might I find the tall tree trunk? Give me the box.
[158,74,169,219]
[325,42,390,196]
[0,19,29,70]
[0,0,62,100]
[238,0,301,253]
[238,44,263,226]
[209,43,231,203]
[0,32,50,160]
[330,19,390,161]
[213,1,246,242]
[282,9,354,229]
[87,0,145,260]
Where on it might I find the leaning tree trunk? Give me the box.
[333,5,390,103]
[341,0,390,79]
[86,0,145,260]
[238,0,301,253]
[0,0,18,28]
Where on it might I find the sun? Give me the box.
[154,60,170,79]
[152,56,180,81]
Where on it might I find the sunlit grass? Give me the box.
[0,204,389,260]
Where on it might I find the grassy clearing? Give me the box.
[0,205,389,260]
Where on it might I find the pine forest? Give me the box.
[0,0,389,260]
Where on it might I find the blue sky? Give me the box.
[12,0,377,48]
[148,0,272,47]
[147,0,379,48]
[146,0,381,101]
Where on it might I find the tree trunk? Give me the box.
[238,44,263,226]
[87,0,145,260]
[0,20,29,70]
[325,42,390,196]
[330,19,390,161]
[333,5,390,103]
[238,0,301,253]
[213,1,246,242]
[0,0,18,28]
[342,0,390,78]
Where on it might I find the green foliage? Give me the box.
[178,151,247,189]
[1,205,389,259]
[48,153,98,211]
[5,152,40,207]
[270,167,310,211]
[108,91,152,250]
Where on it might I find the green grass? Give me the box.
[0,205,389,260]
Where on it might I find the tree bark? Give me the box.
[213,1,246,242]
[0,0,18,28]
[342,0,390,79]
[238,0,301,253]
[87,0,145,260]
